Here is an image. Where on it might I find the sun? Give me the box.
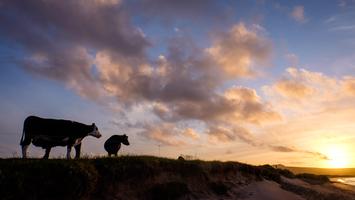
[325,146,349,168]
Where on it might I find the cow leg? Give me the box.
[114,153,118,157]
[21,145,29,158]
[43,148,51,159]
[74,143,81,159]
[67,145,72,159]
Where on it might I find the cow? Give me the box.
[104,134,129,157]
[20,116,102,159]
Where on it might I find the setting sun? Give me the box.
[325,146,350,168]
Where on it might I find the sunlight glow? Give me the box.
[325,146,349,168]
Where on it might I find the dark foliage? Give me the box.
[0,159,97,200]
[208,181,229,195]
[148,181,190,200]
[295,173,329,185]
[0,156,313,200]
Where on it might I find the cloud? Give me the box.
[3,1,314,160]
[290,5,306,23]
[1,0,149,56]
[182,128,200,140]
[263,67,344,113]
[140,123,185,146]
[273,79,314,98]
[269,145,329,160]
[0,0,149,101]
[207,125,258,144]
[206,125,329,160]
[207,23,272,78]
[261,67,355,162]
[342,76,355,95]
[140,123,202,146]
[91,23,278,128]
[264,67,355,109]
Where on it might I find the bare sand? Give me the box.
[240,180,305,200]
[225,177,355,200]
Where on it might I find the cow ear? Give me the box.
[92,123,95,127]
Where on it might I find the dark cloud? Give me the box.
[269,145,296,152]
[0,0,149,56]
[0,0,149,100]
[269,145,329,160]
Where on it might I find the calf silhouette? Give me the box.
[104,134,129,156]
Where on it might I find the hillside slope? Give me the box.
[1,156,354,200]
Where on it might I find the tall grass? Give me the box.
[0,156,315,200]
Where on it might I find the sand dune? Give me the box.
[241,180,305,200]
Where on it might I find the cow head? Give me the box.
[89,123,102,138]
[121,134,130,145]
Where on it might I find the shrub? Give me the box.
[0,159,97,200]
[148,181,190,200]
[208,181,229,195]
[295,173,329,184]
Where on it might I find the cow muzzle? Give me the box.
[95,131,102,138]
[90,130,102,138]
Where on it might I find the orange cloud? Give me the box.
[273,79,314,98]
[140,123,186,146]
[182,128,200,140]
[207,23,272,78]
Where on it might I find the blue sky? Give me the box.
[1,0,355,167]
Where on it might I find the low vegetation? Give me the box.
[0,156,331,200]
[295,173,329,184]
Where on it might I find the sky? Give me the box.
[1,0,355,168]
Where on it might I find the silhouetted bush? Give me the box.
[258,165,281,183]
[0,156,328,200]
[0,159,97,200]
[295,173,329,184]
[276,168,295,179]
[208,181,229,195]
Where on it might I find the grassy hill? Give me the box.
[0,156,352,200]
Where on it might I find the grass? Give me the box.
[149,181,190,200]
[295,173,329,185]
[0,155,319,200]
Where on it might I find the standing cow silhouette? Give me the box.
[20,116,102,159]
[104,134,130,156]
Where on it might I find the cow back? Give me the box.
[24,116,91,137]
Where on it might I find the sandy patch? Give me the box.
[239,180,305,200]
